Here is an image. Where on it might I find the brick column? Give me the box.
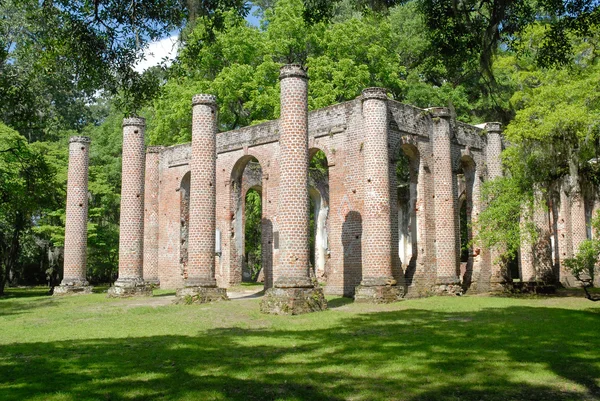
[55,136,93,295]
[558,180,575,285]
[175,94,228,304]
[143,146,163,285]
[260,64,327,314]
[431,107,461,294]
[108,117,152,297]
[355,87,401,303]
[567,175,588,287]
[571,178,588,254]
[485,122,506,290]
[519,202,537,282]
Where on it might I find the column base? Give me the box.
[144,279,160,288]
[489,277,507,293]
[260,287,327,315]
[53,284,93,296]
[174,286,229,305]
[433,283,464,295]
[354,285,403,303]
[184,277,217,287]
[107,279,153,298]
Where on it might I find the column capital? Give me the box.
[192,94,217,107]
[484,122,503,134]
[361,87,388,101]
[122,117,146,127]
[427,107,451,118]
[69,136,91,144]
[146,146,164,154]
[279,64,308,80]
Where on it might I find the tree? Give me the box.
[564,212,600,300]
[0,123,57,294]
[475,23,600,278]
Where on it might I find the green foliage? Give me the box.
[476,176,534,262]
[244,189,262,280]
[0,123,58,294]
[151,0,505,146]
[564,212,600,286]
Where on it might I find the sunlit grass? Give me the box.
[1,288,599,400]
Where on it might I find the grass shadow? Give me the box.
[1,303,600,400]
[326,296,354,308]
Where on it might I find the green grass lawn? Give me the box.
[1,288,599,401]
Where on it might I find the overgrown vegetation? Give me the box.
[564,212,600,301]
[2,0,600,290]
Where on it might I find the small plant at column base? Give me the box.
[564,212,600,301]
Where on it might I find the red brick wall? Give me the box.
[143,89,599,294]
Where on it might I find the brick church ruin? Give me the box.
[55,64,596,313]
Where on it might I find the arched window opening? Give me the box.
[230,156,264,285]
[244,188,262,281]
[179,172,191,280]
[459,195,469,263]
[309,149,329,281]
[396,146,418,270]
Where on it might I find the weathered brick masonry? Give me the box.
[144,78,595,299]
[68,66,593,303]
[143,146,163,285]
[55,136,93,295]
[108,118,152,297]
[174,94,228,303]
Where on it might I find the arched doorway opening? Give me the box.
[244,187,262,282]
[457,155,475,287]
[230,156,268,287]
[179,172,191,280]
[396,144,419,284]
[309,149,329,282]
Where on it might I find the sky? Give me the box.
[135,5,260,73]
[134,35,180,73]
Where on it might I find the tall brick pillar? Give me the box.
[108,117,153,297]
[567,174,587,286]
[143,146,163,285]
[175,94,228,303]
[260,64,327,314]
[431,107,461,294]
[355,87,402,303]
[55,136,93,295]
[570,177,588,254]
[557,179,574,285]
[485,122,506,290]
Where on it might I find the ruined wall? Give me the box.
[150,94,589,296]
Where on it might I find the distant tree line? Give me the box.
[1,0,599,294]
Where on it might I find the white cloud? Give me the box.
[135,35,179,73]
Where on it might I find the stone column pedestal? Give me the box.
[260,64,327,314]
[109,117,152,297]
[174,94,228,304]
[354,87,402,303]
[56,136,93,295]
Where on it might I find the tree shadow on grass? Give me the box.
[0,294,58,317]
[326,297,354,308]
[1,305,599,400]
[1,287,50,299]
